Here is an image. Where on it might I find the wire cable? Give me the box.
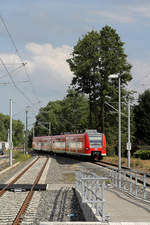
[0,56,34,105]
[0,64,27,79]
[0,15,40,103]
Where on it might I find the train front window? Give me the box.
[89,135,102,148]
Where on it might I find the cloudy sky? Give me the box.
[0,0,150,127]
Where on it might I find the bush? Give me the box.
[133,150,150,160]
[13,151,31,163]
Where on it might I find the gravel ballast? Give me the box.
[33,155,85,224]
[0,154,87,224]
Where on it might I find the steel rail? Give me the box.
[94,160,150,177]
[0,157,40,197]
[93,160,150,187]
[12,158,48,225]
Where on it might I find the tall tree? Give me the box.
[98,25,132,131]
[67,25,132,132]
[0,113,24,146]
[67,30,100,128]
[62,89,89,133]
[35,100,63,136]
[134,89,150,144]
[34,89,89,136]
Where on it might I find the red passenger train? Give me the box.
[32,130,106,160]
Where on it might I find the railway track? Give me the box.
[95,160,150,177]
[0,157,49,225]
[93,160,150,188]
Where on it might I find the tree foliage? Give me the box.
[67,25,132,132]
[134,89,150,144]
[0,113,24,146]
[34,89,89,136]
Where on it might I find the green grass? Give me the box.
[102,156,150,173]
[4,150,31,163]
[12,150,31,163]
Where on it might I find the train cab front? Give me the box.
[91,150,101,161]
[85,130,106,161]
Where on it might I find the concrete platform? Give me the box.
[47,183,75,190]
[105,186,150,222]
[40,187,150,224]
[40,223,106,225]
[40,222,150,225]
[41,184,150,224]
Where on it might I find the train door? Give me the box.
[65,136,70,152]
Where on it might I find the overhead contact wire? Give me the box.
[0,57,34,105]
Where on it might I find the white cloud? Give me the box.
[25,42,73,81]
[127,4,150,19]
[0,53,20,64]
[0,42,73,94]
[128,59,150,94]
[89,2,150,25]
[0,42,74,122]
[1,42,150,121]
[92,10,134,23]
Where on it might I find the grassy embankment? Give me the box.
[5,149,31,164]
[13,150,31,163]
[102,156,150,173]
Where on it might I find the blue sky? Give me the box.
[0,0,150,127]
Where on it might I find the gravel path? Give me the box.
[0,157,48,225]
[33,155,85,224]
[0,156,34,183]
[0,154,87,224]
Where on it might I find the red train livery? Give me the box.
[32,130,106,160]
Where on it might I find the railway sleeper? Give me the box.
[0,183,47,191]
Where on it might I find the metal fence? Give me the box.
[109,168,150,202]
[75,167,108,222]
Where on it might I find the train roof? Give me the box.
[33,130,104,141]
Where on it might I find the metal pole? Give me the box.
[9,99,13,167]
[25,110,28,154]
[33,124,35,137]
[48,122,51,135]
[118,76,121,188]
[8,129,10,146]
[127,99,131,168]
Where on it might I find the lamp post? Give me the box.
[127,99,131,169]
[9,99,13,167]
[25,109,28,154]
[25,106,30,154]
[109,74,121,188]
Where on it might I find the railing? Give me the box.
[75,167,108,222]
[109,168,150,202]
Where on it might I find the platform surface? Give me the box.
[105,186,150,222]
[40,222,150,225]
[40,185,150,225]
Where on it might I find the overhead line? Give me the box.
[0,15,40,103]
[0,57,34,105]
[0,15,22,60]
[0,64,26,79]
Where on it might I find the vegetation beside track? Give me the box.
[102,156,150,173]
[5,149,31,164]
[13,150,31,163]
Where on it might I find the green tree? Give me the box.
[98,26,132,131]
[34,89,89,136]
[61,89,89,133]
[67,30,100,128]
[67,25,132,132]
[13,120,24,146]
[35,100,63,136]
[0,113,24,146]
[134,89,150,144]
